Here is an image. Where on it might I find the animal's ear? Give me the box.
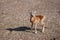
[29,11,33,17]
[32,11,37,14]
[32,13,35,16]
[33,11,37,14]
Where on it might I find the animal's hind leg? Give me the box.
[40,18,45,33]
[40,21,45,33]
[42,23,45,33]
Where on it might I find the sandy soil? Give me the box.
[0,0,60,40]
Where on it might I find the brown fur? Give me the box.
[30,13,46,33]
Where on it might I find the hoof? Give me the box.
[35,31,37,34]
[42,31,45,33]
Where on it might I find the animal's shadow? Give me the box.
[6,26,42,33]
[6,26,31,32]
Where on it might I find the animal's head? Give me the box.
[30,11,37,17]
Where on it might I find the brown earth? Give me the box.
[0,0,60,40]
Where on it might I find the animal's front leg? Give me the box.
[42,26,45,33]
[35,23,37,34]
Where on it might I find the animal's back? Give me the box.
[31,15,45,24]
[36,15,44,20]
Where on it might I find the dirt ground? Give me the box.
[0,0,60,40]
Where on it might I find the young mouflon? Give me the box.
[30,11,46,33]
